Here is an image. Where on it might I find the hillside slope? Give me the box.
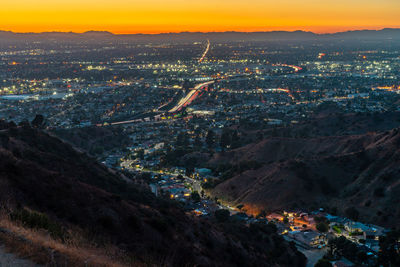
[0,122,305,266]
[211,128,400,228]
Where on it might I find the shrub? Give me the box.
[191,191,201,202]
[345,207,359,221]
[314,258,332,267]
[127,215,141,230]
[332,225,341,234]
[350,230,363,236]
[98,215,114,230]
[316,222,329,233]
[215,209,230,223]
[283,216,289,224]
[10,208,65,240]
[149,217,168,232]
[314,216,328,223]
[374,187,385,198]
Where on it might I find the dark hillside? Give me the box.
[52,126,131,157]
[211,128,400,228]
[0,122,305,266]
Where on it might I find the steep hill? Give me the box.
[52,126,131,157]
[210,128,400,228]
[0,122,305,266]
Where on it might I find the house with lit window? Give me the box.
[288,231,327,248]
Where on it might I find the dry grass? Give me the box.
[0,210,142,267]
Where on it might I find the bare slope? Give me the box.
[211,129,400,227]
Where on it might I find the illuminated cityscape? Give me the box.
[0,1,400,266]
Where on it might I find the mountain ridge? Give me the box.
[1,28,400,42]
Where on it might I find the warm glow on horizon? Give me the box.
[1,0,399,34]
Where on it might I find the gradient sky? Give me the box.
[1,0,400,33]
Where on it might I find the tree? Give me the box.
[215,209,230,222]
[256,131,264,142]
[136,149,144,160]
[185,166,194,177]
[191,191,201,202]
[31,114,45,128]
[373,187,385,197]
[283,216,289,224]
[90,146,104,155]
[176,132,189,147]
[220,128,231,149]
[194,135,203,148]
[345,207,359,221]
[316,222,329,233]
[18,119,30,127]
[205,129,215,148]
[357,251,368,263]
[378,230,400,266]
[257,210,267,218]
[328,236,359,262]
[230,130,241,148]
[314,258,332,267]
[236,204,244,210]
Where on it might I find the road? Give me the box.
[283,235,327,267]
[96,40,212,127]
[95,80,214,126]
[168,81,214,113]
[198,40,210,63]
[297,246,327,267]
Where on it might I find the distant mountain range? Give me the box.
[1,28,400,42]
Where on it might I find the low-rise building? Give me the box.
[288,231,327,248]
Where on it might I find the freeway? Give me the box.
[198,39,210,63]
[272,63,303,72]
[168,80,214,113]
[167,40,211,112]
[96,40,212,126]
[95,81,213,126]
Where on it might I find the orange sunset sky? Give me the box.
[1,0,400,34]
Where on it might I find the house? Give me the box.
[196,168,212,176]
[299,212,309,221]
[364,230,379,241]
[333,259,355,267]
[288,231,327,248]
[344,221,370,233]
[232,212,249,221]
[167,187,191,200]
[267,213,285,222]
[328,216,349,225]
[365,239,380,253]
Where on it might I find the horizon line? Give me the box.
[1,27,400,35]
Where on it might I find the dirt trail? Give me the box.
[0,245,41,267]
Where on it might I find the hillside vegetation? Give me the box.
[210,127,400,228]
[0,121,305,266]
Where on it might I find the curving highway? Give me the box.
[168,80,214,113]
[97,40,213,126]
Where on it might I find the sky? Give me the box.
[1,0,400,34]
